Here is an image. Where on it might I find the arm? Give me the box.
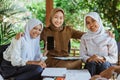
[26,61,46,68]
[104,39,118,63]
[90,66,115,80]
[3,37,27,66]
[80,37,105,63]
[80,38,90,62]
[98,66,120,79]
[100,66,117,79]
[68,26,85,39]
[114,66,120,73]
[11,38,47,67]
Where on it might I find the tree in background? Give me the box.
[83,0,120,41]
[53,0,120,49]
[1,0,120,47]
[0,0,29,45]
[26,1,46,25]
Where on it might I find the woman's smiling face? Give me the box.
[30,24,42,38]
[52,11,64,28]
[86,16,99,32]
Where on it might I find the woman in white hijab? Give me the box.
[0,18,46,80]
[80,12,118,76]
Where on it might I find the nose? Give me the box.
[36,30,41,34]
[89,23,94,28]
[56,18,61,23]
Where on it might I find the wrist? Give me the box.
[101,56,106,61]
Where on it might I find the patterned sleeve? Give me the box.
[3,38,28,66]
[80,37,90,62]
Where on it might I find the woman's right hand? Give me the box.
[27,61,47,68]
[15,32,24,40]
[87,55,105,63]
[38,61,47,68]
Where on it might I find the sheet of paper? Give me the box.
[65,69,91,80]
[54,57,82,60]
[41,68,67,77]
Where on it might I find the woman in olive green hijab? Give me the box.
[41,8,84,69]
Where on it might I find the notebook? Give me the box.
[41,68,67,77]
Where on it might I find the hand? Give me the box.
[26,61,47,68]
[106,30,114,38]
[87,55,105,63]
[15,32,24,40]
[90,75,101,80]
[39,61,47,68]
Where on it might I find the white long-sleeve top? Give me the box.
[80,12,118,64]
[3,19,43,66]
[3,38,27,66]
[80,34,118,63]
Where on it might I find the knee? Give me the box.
[34,66,43,73]
[86,61,96,65]
[101,62,111,68]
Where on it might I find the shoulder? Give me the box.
[65,26,74,30]
[42,27,50,31]
[63,26,77,32]
[104,33,117,44]
[81,33,87,39]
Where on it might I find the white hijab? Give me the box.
[82,12,112,47]
[21,18,43,61]
[84,12,106,39]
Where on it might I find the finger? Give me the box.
[20,32,24,36]
[94,60,99,63]
[97,59,103,63]
[88,59,92,62]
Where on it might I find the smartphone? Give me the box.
[47,36,54,50]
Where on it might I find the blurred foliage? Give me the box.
[1,0,120,48]
[0,0,27,45]
[26,0,120,48]
[53,0,120,48]
[26,1,46,25]
[83,0,120,41]
[0,0,26,18]
[0,22,16,45]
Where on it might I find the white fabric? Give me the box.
[117,74,120,80]
[84,12,105,39]
[80,12,118,63]
[0,75,4,80]
[96,77,108,80]
[3,18,43,66]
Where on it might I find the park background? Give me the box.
[0,0,120,55]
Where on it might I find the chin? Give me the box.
[54,25,61,28]
[31,36,37,39]
[91,30,97,32]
